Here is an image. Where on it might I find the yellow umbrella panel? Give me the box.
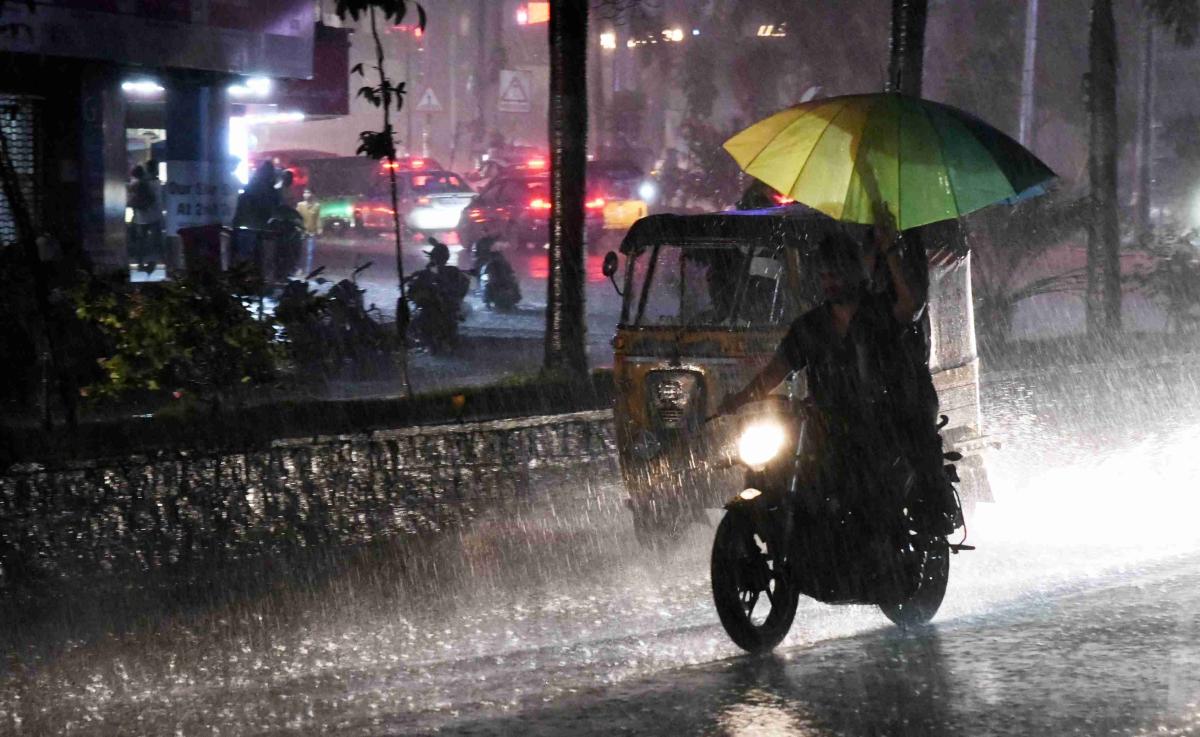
[724,93,1055,230]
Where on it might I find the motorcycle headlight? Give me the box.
[737,420,787,469]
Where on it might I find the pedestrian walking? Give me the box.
[295,188,322,276]
[141,159,165,271]
[126,164,163,273]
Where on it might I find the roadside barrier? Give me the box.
[0,410,617,590]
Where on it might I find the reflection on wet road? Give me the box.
[4,362,1200,735]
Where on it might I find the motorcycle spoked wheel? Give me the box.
[710,512,800,653]
[878,535,950,628]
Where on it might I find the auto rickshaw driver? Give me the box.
[718,220,962,536]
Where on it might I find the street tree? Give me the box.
[544,0,590,378]
[1087,0,1197,341]
[888,0,928,96]
[335,0,425,392]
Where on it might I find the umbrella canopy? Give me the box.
[723,93,1056,230]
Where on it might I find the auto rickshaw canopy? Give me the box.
[618,205,870,257]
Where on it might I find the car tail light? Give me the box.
[528,198,552,210]
[467,207,484,222]
[773,193,796,205]
[586,197,606,210]
[416,196,431,206]
[411,158,425,169]
[373,206,394,214]
[528,157,546,169]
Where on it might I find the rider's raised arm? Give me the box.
[885,244,926,323]
[871,204,928,324]
[719,320,805,413]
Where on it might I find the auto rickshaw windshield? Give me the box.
[624,242,815,328]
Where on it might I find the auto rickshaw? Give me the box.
[601,205,993,545]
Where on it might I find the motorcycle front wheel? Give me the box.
[878,536,949,628]
[710,512,799,653]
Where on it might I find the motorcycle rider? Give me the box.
[470,236,521,310]
[408,239,470,351]
[719,211,961,535]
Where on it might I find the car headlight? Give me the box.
[409,207,462,231]
[638,180,658,203]
[737,420,787,468]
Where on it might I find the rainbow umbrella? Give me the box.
[723,93,1056,230]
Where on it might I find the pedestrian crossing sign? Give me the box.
[415,87,443,113]
[498,69,532,113]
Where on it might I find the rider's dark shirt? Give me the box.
[775,290,918,422]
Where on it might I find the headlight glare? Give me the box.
[737,421,787,468]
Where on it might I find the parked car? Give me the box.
[457,172,605,251]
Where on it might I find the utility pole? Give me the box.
[1018,0,1039,147]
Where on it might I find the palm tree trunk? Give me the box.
[887,0,928,96]
[545,0,589,377]
[1134,15,1156,240]
[1087,0,1121,339]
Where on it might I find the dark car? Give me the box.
[457,173,605,251]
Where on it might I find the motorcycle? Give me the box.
[710,396,968,653]
[405,265,469,354]
[472,237,521,311]
[276,263,393,379]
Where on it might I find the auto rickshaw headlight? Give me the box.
[648,371,700,428]
[737,420,787,469]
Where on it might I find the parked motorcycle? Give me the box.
[276,263,392,379]
[471,237,521,311]
[710,396,968,653]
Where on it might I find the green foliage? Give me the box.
[1131,226,1200,333]
[680,36,720,121]
[74,268,281,406]
[678,121,748,210]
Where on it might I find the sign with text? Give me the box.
[163,161,239,235]
[498,69,533,113]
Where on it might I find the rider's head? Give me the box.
[814,231,866,304]
[425,239,450,266]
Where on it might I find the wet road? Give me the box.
[4,362,1200,735]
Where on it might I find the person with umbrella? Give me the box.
[717,92,1057,535]
[718,203,960,534]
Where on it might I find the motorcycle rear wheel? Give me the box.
[711,513,799,653]
[878,536,950,628]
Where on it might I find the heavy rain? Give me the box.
[3,1,1200,736]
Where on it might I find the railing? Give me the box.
[0,410,617,590]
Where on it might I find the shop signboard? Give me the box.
[163,161,239,235]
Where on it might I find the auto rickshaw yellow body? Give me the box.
[606,207,992,542]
